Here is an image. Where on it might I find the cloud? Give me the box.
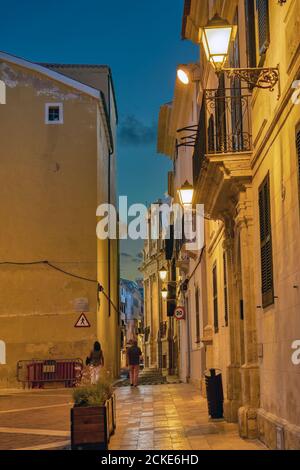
[118,115,157,146]
[120,252,144,264]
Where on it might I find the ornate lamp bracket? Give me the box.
[222,66,280,97]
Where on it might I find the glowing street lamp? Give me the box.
[177,68,190,85]
[199,14,279,92]
[178,181,194,207]
[161,288,168,301]
[201,13,237,71]
[159,267,168,282]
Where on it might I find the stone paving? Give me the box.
[0,389,72,450]
[0,384,266,450]
[109,384,266,451]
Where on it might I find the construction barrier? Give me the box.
[17,359,83,388]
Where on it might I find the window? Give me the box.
[223,253,229,327]
[213,264,219,333]
[45,103,63,124]
[259,174,274,308]
[0,340,6,365]
[195,287,201,343]
[256,0,270,59]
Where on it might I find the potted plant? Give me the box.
[71,375,116,450]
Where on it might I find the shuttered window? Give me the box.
[213,264,219,333]
[259,174,274,308]
[193,102,206,183]
[223,253,229,327]
[256,0,270,57]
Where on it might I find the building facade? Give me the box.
[0,52,120,386]
[140,203,178,375]
[157,0,300,449]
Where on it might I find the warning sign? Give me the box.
[74,313,91,328]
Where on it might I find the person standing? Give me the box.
[88,341,104,385]
[127,340,142,387]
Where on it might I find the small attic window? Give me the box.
[45,103,63,124]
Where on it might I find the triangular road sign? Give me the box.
[74,313,90,328]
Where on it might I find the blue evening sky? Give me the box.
[0,0,197,279]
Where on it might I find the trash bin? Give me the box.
[204,369,224,419]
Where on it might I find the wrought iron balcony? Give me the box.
[205,87,252,155]
[192,87,252,185]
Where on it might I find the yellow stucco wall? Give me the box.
[0,60,119,386]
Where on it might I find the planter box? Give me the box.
[71,394,116,450]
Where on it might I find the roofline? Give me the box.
[39,62,118,124]
[0,51,102,99]
[0,51,114,152]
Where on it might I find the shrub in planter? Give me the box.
[71,375,116,450]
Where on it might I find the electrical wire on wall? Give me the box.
[0,260,120,317]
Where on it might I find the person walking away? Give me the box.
[127,340,142,387]
[88,341,104,385]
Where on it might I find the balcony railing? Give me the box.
[193,87,252,184]
[205,87,252,154]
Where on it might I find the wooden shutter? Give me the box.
[245,0,257,67]
[165,225,174,260]
[259,174,274,308]
[256,0,270,56]
[168,171,174,198]
[213,265,219,333]
[193,102,206,183]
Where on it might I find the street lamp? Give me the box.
[159,267,168,282]
[177,68,190,85]
[161,288,168,301]
[199,13,279,93]
[178,181,194,207]
[201,13,237,71]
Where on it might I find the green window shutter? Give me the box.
[213,265,219,333]
[256,0,270,56]
[259,174,274,308]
